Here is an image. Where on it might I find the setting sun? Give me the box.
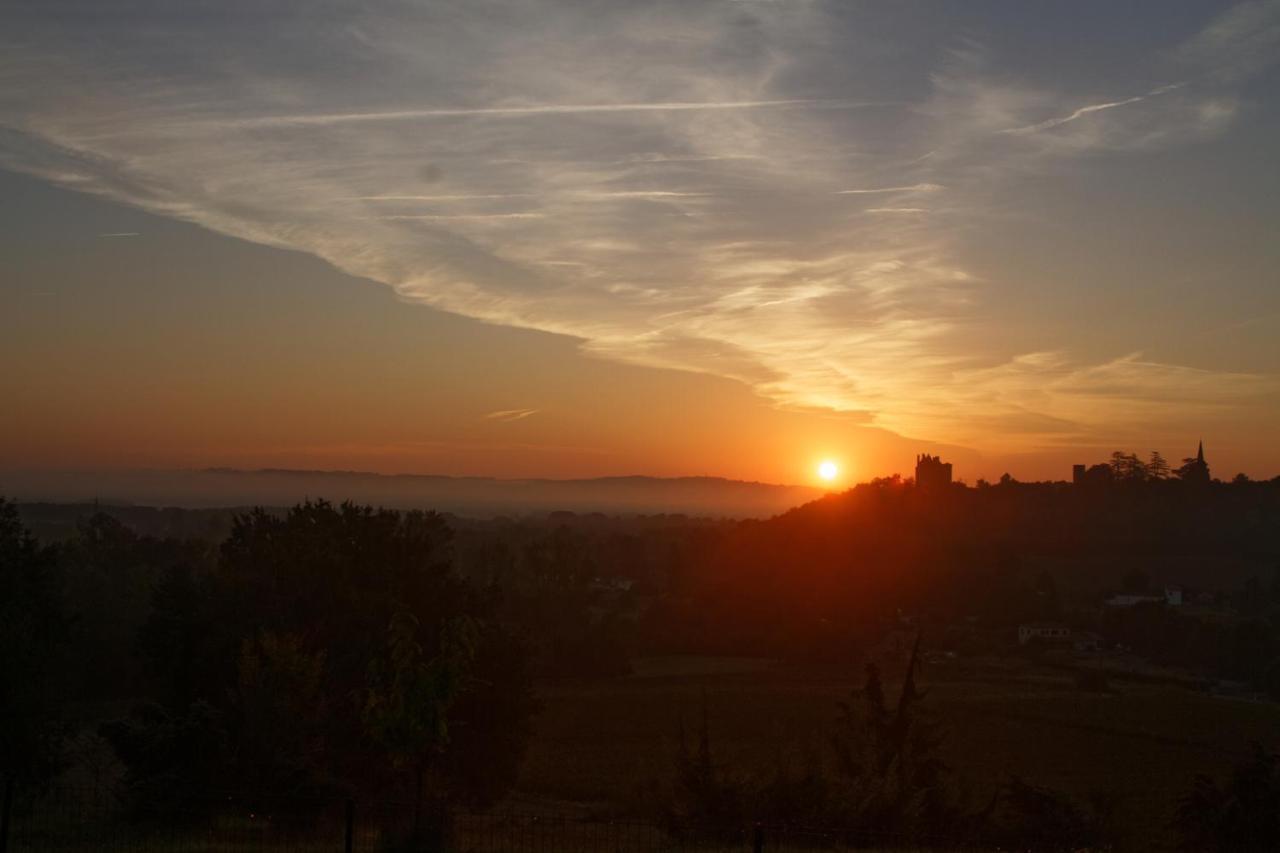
[5,4,1280,848]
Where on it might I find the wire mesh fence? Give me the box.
[0,782,983,853]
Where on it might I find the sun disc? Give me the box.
[818,460,838,482]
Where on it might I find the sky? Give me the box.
[2,0,1279,488]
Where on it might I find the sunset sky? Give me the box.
[3,1,1279,487]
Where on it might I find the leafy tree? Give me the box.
[1176,455,1208,482]
[100,701,228,816]
[667,703,744,831]
[1148,451,1171,480]
[138,563,225,709]
[1177,745,1280,852]
[659,634,1125,849]
[507,525,632,677]
[0,498,67,784]
[116,501,536,805]
[1262,658,1280,701]
[231,632,329,798]
[436,622,537,807]
[363,611,476,822]
[58,514,155,700]
[995,778,1115,851]
[830,637,950,838]
[1110,451,1148,482]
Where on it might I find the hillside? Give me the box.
[1,467,824,519]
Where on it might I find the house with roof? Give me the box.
[1018,622,1071,645]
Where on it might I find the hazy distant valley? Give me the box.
[1,467,825,519]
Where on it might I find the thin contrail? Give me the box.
[835,183,943,194]
[373,213,545,221]
[231,99,885,127]
[1004,82,1185,134]
[338,194,534,201]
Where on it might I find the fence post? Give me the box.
[1,776,12,853]
[752,823,763,853]
[344,798,354,853]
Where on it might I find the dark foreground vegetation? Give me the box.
[4,460,1280,850]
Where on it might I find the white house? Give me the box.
[1018,622,1071,645]
[1105,587,1182,608]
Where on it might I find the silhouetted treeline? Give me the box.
[656,475,1280,681]
[1,499,66,786]
[15,501,250,545]
[2,497,710,816]
[5,469,1280,847]
[1,498,539,830]
[11,471,1280,687]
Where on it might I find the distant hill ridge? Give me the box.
[210,466,794,487]
[1,466,825,518]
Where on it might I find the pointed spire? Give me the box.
[1197,440,1205,464]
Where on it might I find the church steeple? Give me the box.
[1182,440,1211,485]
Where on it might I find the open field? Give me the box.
[517,655,1280,849]
[12,654,1277,852]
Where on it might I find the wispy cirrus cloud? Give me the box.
[485,408,539,422]
[226,98,866,127]
[338,194,535,202]
[835,183,944,194]
[1177,0,1280,82]
[1,0,1276,455]
[372,213,546,221]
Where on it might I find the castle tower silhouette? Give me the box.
[915,454,952,490]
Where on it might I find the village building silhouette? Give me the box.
[914,453,952,490]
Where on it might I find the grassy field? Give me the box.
[19,656,1277,851]
[516,655,1280,849]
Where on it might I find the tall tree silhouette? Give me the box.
[831,635,949,836]
[0,498,67,784]
[1177,745,1280,851]
[1148,450,1171,480]
[364,611,477,837]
